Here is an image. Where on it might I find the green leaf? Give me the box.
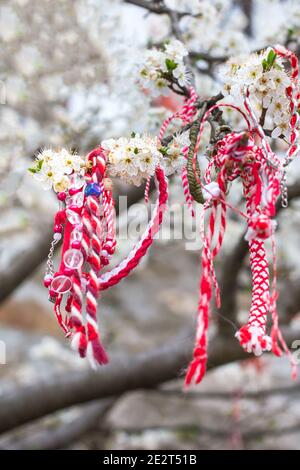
[165,58,177,72]
[262,59,269,72]
[159,146,168,156]
[28,167,37,174]
[267,49,275,64]
[262,49,277,72]
[267,49,277,67]
[131,131,136,138]
[37,159,43,170]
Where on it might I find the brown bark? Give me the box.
[0,326,299,434]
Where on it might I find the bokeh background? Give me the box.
[1,0,300,450]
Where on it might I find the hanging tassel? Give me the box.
[185,229,211,386]
[235,238,272,355]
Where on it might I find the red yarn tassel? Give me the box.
[185,248,211,386]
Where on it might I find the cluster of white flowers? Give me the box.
[102,131,190,185]
[29,149,85,192]
[220,48,293,139]
[139,39,189,96]
[102,134,162,186]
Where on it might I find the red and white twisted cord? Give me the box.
[70,264,87,358]
[185,201,212,386]
[274,45,300,166]
[84,193,109,367]
[99,167,168,290]
[100,182,116,256]
[185,163,229,386]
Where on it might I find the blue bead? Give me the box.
[84,183,102,197]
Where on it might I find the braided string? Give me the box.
[181,147,195,216]
[185,118,299,385]
[235,163,272,355]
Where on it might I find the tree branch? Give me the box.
[161,92,224,147]
[0,221,54,304]
[124,0,187,18]
[0,325,299,434]
[124,0,171,15]
[0,399,114,450]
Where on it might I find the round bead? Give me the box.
[54,224,63,233]
[84,183,102,197]
[66,209,81,225]
[53,233,62,241]
[100,256,109,266]
[44,275,53,288]
[257,219,269,230]
[57,192,67,201]
[71,240,81,249]
[71,228,83,242]
[105,244,115,255]
[63,249,84,269]
[50,275,72,294]
[55,210,66,224]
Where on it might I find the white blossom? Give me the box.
[33,164,62,190]
[29,148,85,192]
[164,132,190,176]
[138,39,189,96]
[219,47,293,138]
[102,134,163,185]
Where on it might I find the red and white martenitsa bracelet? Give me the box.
[44,147,168,367]
[33,45,300,385]
[185,45,300,387]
